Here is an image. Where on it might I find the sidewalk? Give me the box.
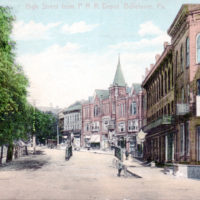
[79,148,114,155]
[123,156,170,180]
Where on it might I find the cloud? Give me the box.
[61,21,99,34]
[16,21,170,108]
[138,21,164,36]
[109,34,170,51]
[17,42,159,108]
[109,22,170,51]
[12,20,61,40]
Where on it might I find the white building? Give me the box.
[63,102,82,148]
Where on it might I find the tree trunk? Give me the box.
[0,145,3,164]
[6,143,13,162]
[33,134,36,154]
[25,146,28,155]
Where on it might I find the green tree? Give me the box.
[34,110,57,145]
[0,7,29,161]
[0,7,57,162]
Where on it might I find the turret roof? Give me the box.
[113,55,126,87]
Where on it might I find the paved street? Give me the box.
[0,148,200,200]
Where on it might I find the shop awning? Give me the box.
[90,135,100,143]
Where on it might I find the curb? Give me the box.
[126,168,142,178]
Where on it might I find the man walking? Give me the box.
[125,149,129,160]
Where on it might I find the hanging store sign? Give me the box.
[177,104,190,115]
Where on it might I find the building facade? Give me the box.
[63,101,82,148]
[142,44,175,163]
[142,4,200,164]
[82,57,143,154]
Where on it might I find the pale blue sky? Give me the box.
[1,0,200,108]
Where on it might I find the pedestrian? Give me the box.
[125,150,129,160]
[117,160,123,177]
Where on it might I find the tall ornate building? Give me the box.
[82,57,143,153]
[142,4,200,164]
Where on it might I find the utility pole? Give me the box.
[57,123,59,148]
[33,100,36,154]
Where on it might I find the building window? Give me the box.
[186,37,190,67]
[102,118,109,131]
[185,122,190,156]
[187,84,190,103]
[112,103,115,114]
[181,87,184,103]
[121,104,125,117]
[94,105,98,116]
[118,122,125,132]
[128,120,138,131]
[180,123,185,155]
[168,68,171,91]
[91,121,99,131]
[121,104,123,117]
[197,34,200,64]
[130,101,137,115]
[180,45,184,72]
[176,51,178,75]
[165,71,167,94]
[86,123,90,131]
[197,79,200,96]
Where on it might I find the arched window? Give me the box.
[168,68,170,91]
[186,37,190,67]
[180,45,184,72]
[176,51,178,75]
[197,34,200,64]
[165,71,167,94]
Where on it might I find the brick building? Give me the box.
[82,57,143,153]
[142,44,175,163]
[142,4,200,164]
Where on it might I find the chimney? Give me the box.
[155,54,160,62]
[164,41,169,49]
[150,64,154,69]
